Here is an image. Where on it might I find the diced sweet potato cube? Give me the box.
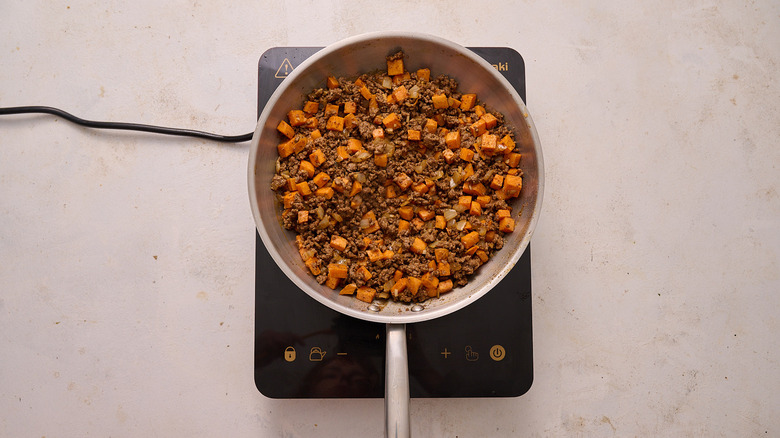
[448,97,461,108]
[312,172,331,188]
[343,113,357,130]
[327,76,339,89]
[503,174,523,197]
[461,231,480,249]
[437,261,451,277]
[394,173,413,191]
[459,147,474,162]
[481,113,498,129]
[463,182,488,196]
[442,149,456,164]
[476,195,491,206]
[398,219,410,234]
[412,182,429,194]
[367,249,383,262]
[374,154,388,168]
[416,68,430,81]
[469,119,487,137]
[340,283,357,295]
[438,279,453,294]
[305,257,321,275]
[347,138,362,154]
[417,209,434,221]
[469,201,482,216]
[286,178,297,192]
[410,237,427,254]
[421,272,439,291]
[297,210,309,223]
[458,195,472,210]
[445,131,461,149]
[387,58,404,76]
[359,85,373,100]
[325,277,340,290]
[506,152,522,168]
[282,191,299,209]
[323,103,339,117]
[391,278,408,297]
[427,260,437,270]
[382,250,395,260]
[496,209,512,220]
[435,215,446,229]
[296,181,312,196]
[411,217,424,231]
[356,286,376,303]
[392,72,410,85]
[432,94,449,109]
[296,161,314,179]
[326,116,344,131]
[336,146,350,160]
[476,250,489,264]
[314,187,334,199]
[508,168,520,176]
[371,128,385,139]
[330,235,348,252]
[485,230,496,243]
[392,270,403,282]
[277,120,295,139]
[481,134,498,155]
[357,266,372,281]
[474,105,486,117]
[407,129,421,141]
[303,101,319,114]
[392,86,408,103]
[405,277,421,294]
[490,174,504,190]
[277,139,295,158]
[304,117,318,129]
[338,100,355,114]
[328,263,349,279]
[382,113,402,130]
[435,248,449,263]
[349,180,362,197]
[398,206,414,220]
[463,163,474,181]
[287,110,307,127]
[424,118,438,133]
[465,245,479,256]
[460,94,477,111]
[309,149,326,167]
[499,217,516,233]
[498,135,515,153]
[361,211,380,234]
[310,129,322,139]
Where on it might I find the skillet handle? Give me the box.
[385,323,410,438]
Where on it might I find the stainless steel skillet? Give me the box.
[248,32,543,437]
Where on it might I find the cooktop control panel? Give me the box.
[254,47,533,399]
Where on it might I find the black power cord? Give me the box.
[0,106,254,143]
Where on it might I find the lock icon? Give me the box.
[309,347,326,362]
[284,346,296,362]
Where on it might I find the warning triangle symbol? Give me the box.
[275,58,295,78]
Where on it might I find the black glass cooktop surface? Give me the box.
[254,47,533,399]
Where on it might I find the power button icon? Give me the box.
[489,345,506,362]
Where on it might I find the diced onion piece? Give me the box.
[359,218,371,229]
[332,212,343,222]
[408,85,420,99]
[442,209,458,221]
[455,220,468,231]
[316,206,325,219]
[317,215,330,229]
[453,204,467,214]
[382,76,393,89]
[353,172,367,183]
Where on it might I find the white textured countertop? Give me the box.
[1,1,778,436]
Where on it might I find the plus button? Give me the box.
[440,348,451,359]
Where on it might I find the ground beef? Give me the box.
[271,51,524,303]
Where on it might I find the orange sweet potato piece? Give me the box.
[387,58,404,76]
[340,283,357,295]
[461,231,480,249]
[416,68,430,81]
[356,286,376,303]
[330,235,348,252]
[445,131,461,149]
[326,115,344,131]
[277,120,295,139]
[287,110,307,127]
[312,172,331,188]
[499,217,516,233]
[303,101,319,114]
[432,94,449,109]
[309,149,326,167]
[411,238,427,254]
[460,94,477,111]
